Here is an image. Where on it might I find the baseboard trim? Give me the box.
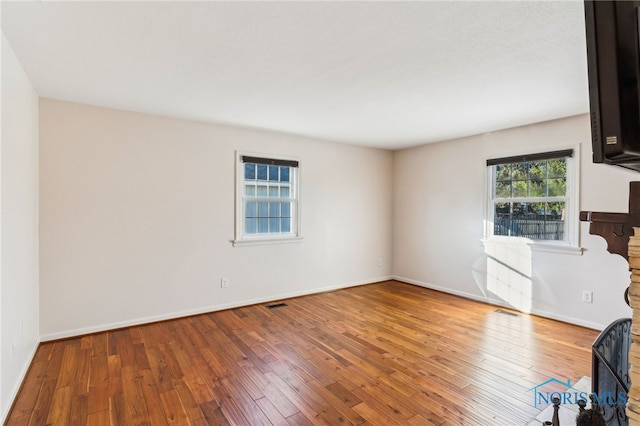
[40,276,394,342]
[40,274,605,340]
[1,339,40,425]
[392,275,605,331]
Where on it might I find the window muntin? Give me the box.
[488,151,572,242]
[235,153,300,244]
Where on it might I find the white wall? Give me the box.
[39,99,393,340]
[40,102,634,339]
[393,114,634,330]
[0,32,40,422]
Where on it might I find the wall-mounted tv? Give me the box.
[585,0,640,172]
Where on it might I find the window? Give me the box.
[234,153,301,245]
[486,148,579,250]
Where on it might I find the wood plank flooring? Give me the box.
[6,280,599,425]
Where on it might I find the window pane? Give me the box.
[258,202,269,217]
[245,218,257,234]
[269,202,280,217]
[281,202,291,217]
[529,202,545,215]
[257,164,268,180]
[268,165,279,181]
[269,186,279,197]
[512,163,527,180]
[495,181,511,198]
[493,202,513,236]
[258,218,268,233]
[246,201,257,218]
[495,202,510,215]
[548,178,566,196]
[547,159,566,178]
[547,201,565,219]
[496,164,511,181]
[281,167,290,182]
[269,218,280,233]
[244,163,256,180]
[529,160,546,180]
[281,218,291,232]
[512,180,527,197]
[245,185,256,197]
[528,179,546,197]
[257,185,268,197]
[280,186,290,198]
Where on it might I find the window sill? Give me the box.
[232,236,304,247]
[481,238,583,256]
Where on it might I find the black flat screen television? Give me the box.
[585,0,640,172]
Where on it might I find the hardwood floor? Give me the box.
[6,280,598,425]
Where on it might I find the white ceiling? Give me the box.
[1,1,589,150]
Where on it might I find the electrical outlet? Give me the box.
[582,290,593,304]
[377,258,382,267]
[221,277,229,288]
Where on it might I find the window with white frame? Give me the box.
[486,149,579,247]
[234,153,300,245]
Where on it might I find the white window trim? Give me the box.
[232,151,303,247]
[483,145,583,255]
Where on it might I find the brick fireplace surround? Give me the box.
[581,182,640,425]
